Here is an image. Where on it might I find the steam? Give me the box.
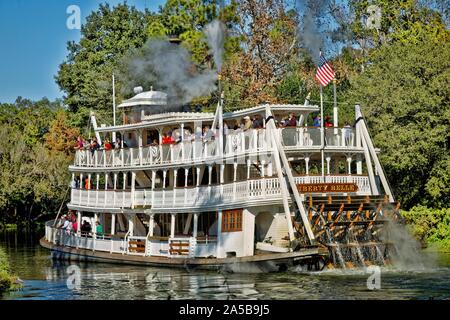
[297,0,330,63]
[127,40,218,107]
[123,19,226,109]
[380,215,437,271]
[204,19,226,71]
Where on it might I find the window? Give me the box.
[222,209,243,232]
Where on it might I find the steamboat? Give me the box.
[40,86,401,272]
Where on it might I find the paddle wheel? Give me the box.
[293,194,402,268]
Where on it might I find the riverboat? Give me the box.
[40,87,401,272]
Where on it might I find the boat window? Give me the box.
[222,209,243,232]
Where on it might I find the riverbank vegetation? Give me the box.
[0,247,18,293]
[0,1,448,249]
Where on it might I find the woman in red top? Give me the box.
[162,132,174,144]
[324,116,333,127]
[104,138,113,151]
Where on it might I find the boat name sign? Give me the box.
[297,183,358,193]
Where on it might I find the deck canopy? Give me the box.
[96,101,319,134]
[118,90,168,108]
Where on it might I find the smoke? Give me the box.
[123,20,226,109]
[296,0,331,63]
[127,40,218,108]
[204,19,226,71]
[379,210,438,271]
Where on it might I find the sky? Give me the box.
[0,0,166,104]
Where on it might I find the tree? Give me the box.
[347,32,450,209]
[56,3,149,127]
[221,0,299,106]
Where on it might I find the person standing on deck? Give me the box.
[243,116,253,131]
[96,221,103,237]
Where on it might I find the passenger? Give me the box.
[96,221,103,236]
[233,119,241,131]
[90,137,100,154]
[150,139,159,146]
[313,115,321,127]
[325,116,333,127]
[285,113,297,127]
[252,115,264,129]
[162,132,174,144]
[81,220,91,233]
[202,126,213,141]
[74,136,84,150]
[71,178,77,189]
[85,178,90,190]
[83,139,91,150]
[104,138,113,151]
[243,116,253,131]
[223,121,229,136]
[72,216,78,234]
[343,122,352,145]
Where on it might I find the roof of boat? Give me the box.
[118,90,168,108]
[96,103,319,133]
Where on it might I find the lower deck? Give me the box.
[40,237,320,272]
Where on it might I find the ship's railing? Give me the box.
[73,127,358,168]
[44,221,217,258]
[68,175,370,210]
[44,220,126,253]
[279,127,356,148]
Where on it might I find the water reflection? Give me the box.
[1,230,450,300]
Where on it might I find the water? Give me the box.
[1,230,450,300]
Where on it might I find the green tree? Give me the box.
[347,32,450,209]
[56,3,149,126]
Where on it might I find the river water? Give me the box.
[1,230,449,300]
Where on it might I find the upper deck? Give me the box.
[72,102,365,172]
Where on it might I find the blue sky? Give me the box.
[0,0,166,103]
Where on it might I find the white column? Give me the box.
[305,157,310,175]
[356,155,363,175]
[170,213,176,238]
[220,164,225,184]
[93,213,98,236]
[246,159,251,179]
[174,169,178,188]
[128,215,134,237]
[111,213,116,235]
[267,161,273,177]
[163,170,167,189]
[131,171,136,209]
[347,156,352,175]
[196,167,201,186]
[138,129,143,166]
[208,166,212,185]
[77,211,81,236]
[233,162,238,182]
[193,213,199,238]
[184,168,189,187]
[326,156,331,175]
[216,210,223,258]
[149,214,155,237]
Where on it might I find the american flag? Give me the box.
[315,52,335,87]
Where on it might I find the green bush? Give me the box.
[0,247,14,293]
[402,206,450,252]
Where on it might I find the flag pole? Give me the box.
[320,84,325,178]
[112,73,117,143]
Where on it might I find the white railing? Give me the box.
[44,221,126,253]
[73,128,359,168]
[68,175,371,210]
[44,221,218,258]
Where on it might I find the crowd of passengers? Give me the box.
[74,113,352,152]
[55,210,103,237]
